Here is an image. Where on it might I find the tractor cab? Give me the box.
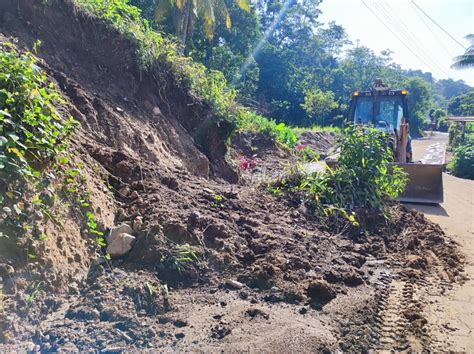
[348,85,409,135]
[348,81,412,163]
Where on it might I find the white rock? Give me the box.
[133,216,143,231]
[153,106,161,116]
[202,188,215,195]
[225,279,244,289]
[106,233,136,258]
[108,224,133,242]
[119,185,130,196]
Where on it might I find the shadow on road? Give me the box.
[403,202,449,217]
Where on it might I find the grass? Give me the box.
[292,125,341,137]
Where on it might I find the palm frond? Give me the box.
[451,54,474,69]
[451,34,474,70]
[235,0,250,12]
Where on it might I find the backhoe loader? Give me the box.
[347,80,444,203]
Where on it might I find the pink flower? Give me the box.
[238,155,257,171]
[296,144,305,151]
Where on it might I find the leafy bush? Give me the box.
[236,110,296,148]
[448,143,474,179]
[436,116,450,132]
[0,41,76,184]
[301,89,339,125]
[0,40,93,250]
[274,125,407,226]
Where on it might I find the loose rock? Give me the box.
[108,224,133,242]
[107,233,136,258]
[225,279,244,289]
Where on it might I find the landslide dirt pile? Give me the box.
[297,131,338,158]
[0,1,466,352]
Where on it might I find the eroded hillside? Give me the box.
[0,1,466,351]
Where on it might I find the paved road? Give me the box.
[407,132,474,351]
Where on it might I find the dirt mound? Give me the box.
[297,131,339,158]
[0,1,466,352]
[230,132,294,182]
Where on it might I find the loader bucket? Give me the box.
[396,163,444,204]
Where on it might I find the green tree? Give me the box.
[404,77,432,136]
[301,89,339,125]
[317,21,352,57]
[448,91,474,116]
[188,0,260,97]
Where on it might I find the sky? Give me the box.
[318,0,474,86]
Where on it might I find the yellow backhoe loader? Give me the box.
[347,80,444,204]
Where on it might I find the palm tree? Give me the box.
[155,0,250,44]
[451,34,474,69]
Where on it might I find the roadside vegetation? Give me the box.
[0,40,107,260]
[269,126,407,231]
[445,91,474,180]
[447,122,474,180]
[0,41,75,240]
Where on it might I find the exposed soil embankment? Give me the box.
[0,1,466,352]
[0,0,237,182]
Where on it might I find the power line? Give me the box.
[374,0,450,77]
[410,1,453,57]
[382,1,449,71]
[411,0,467,50]
[361,0,444,78]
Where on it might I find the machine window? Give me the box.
[353,96,404,131]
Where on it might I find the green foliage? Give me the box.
[436,116,450,132]
[301,89,339,125]
[404,77,432,136]
[451,34,474,69]
[274,126,407,226]
[336,126,407,205]
[161,244,201,272]
[0,42,76,181]
[448,91,474,116]
[153,0,250,42]
[433,78,471,103]
[292,125,341,135]
[448,143,474,179]
[0,41,79,246]
[295,146,318,162]
[236,110,296,148]
[213,194,224,206]
[0,40,108,261]
[430,108,447,131]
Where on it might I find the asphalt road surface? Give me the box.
[406,132,473,351]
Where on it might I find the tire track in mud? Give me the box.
[372,270,428,351]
